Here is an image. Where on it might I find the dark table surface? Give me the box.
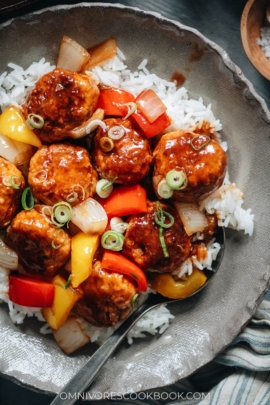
[0,1,269,404]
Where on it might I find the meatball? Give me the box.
[122,201,191,272]
[153,130,227,202]
[74,260,136,326]
[5,207,71,276]
[28,143,98,206]
[93,118,152,184]
[0,157,25,228]
[22,69,100,142]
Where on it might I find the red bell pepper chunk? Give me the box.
[131,110,171,138]
[136,89,167,123]
[101,251,148,292]
[101,184,147,218]
[97,86,135,116]
[9,275,55,308]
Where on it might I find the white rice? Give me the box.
[257,27,270,60]
[0,48,254,346]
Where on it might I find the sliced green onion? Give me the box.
[2,175,22,189]
[122,102,137,120]
[157,179,173,199]
[131,293,139,307]
[64,274,73,290]
[110,217,129,234]
[96,179,114,198]
[108,125,125,140]
[21,187,34,210]
[66,184,85,203]
[26,113,44,129]
[154,202,174,229]
[32,170,47,183]
[99,136,114,152]
[190,134,211,151]
[51,229,66,249]
[159,227,169,258]
[51,202,72,227]
[101,231,124,251]
[166,169,188,190]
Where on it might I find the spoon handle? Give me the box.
[50,300,152,405]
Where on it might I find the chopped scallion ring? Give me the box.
[166,169,188,191]
[159,227,169,258]
[101,231,124,251]
[131,293,139,307]
[190,134,211,151]
[110,217,129,234]
[51,229,67,249]
[154,202,174,228]
[21,187,34,210]
[99,136,114,152]
[122,102,137,120]
[51,202,72,227]
[26,113,44,129]
[157,179,173,199]
[64,274,73,289]
[96,178,115,198]
[108,125,126,140]
[10,175,22,189]
[32,170,47,183]
[66,191,78,203]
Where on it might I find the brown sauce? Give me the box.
[170,72,186,86]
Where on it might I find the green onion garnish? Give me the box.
[21,187,34,210]
[108,125,126,140]
[101,231,124,251]
[51,202,72,227]
[166,169,188,191]
[159,227,169,258]
[157,179,174,199]
[122,102,137,120]
[64,274,72,289]
[154,202,174,229]
[96,178,116,198]
[99,136,114,152]
[9,175,22,189]
[26,113,44,129]
[51,229,66,249]
[131,293,139,307]
[190,134,211,151]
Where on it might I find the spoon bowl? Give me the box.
[50,226,225,405]
[241,0,270,80]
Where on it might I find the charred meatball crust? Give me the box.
[153,130,227,202]
[5,207,71,276]
[122,201,191,272]
[28,143,98,206]
[22,68,100,142]
[74,260,136,326]
[0,157,25,228]
[93,118,152,185]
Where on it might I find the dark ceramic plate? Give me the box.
[0,2,269,399]
[0,0,38,14]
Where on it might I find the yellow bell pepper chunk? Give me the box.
[42,275,82,330]
[71,232,100,288]
[0,106,42,148]
[151,268,207,299]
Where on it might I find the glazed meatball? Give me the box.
[5,207,71,276]
[0,157,25,228]
[153,130,227,202]
[74,260,136,326]
[22,69,100,142]
[122,201,191,272]
[93,118,152,184]
[28,143,98,206]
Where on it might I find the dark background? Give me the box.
[0,1,269,404]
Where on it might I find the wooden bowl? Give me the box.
[241,0,270,80]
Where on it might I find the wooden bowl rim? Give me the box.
[241,0,270,80]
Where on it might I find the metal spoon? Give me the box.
[50,226,225,405]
